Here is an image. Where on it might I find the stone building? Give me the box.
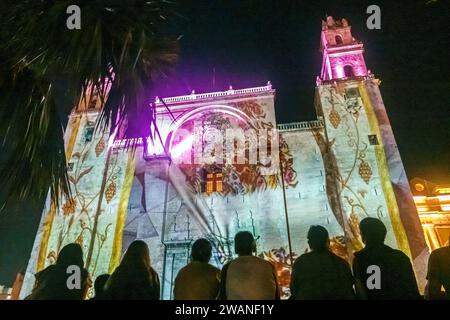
[411,178,450,250]
[22,17,429,299]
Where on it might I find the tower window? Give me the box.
[205,172,223,193]
[368,134,379,145]
[85,127,94,142]
[345,87,360,98]
[335,35,343,45]
[343,65,355,77]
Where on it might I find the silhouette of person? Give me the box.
[218,231,279,300]
[26,243,91,300]
[425,236,450,300]
[290,225,355,300]
[353,217,420,300]
[104,240,160,300]
[90,274,110,300]
[174,238,221,300]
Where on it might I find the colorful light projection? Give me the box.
[320,16,368,80]
[167,105,253,160]
[21,15,429,299]
[168,106,252,166]
[411,178,450,250]
[170,134,194,158]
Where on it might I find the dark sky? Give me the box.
[1,0,449,285]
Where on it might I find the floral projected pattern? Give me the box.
[19,13,429,299]
[22,80,420,299]
[314,83,405,259]
[259,248,298,299]
[22,115,134,298]
[173,100,298,196]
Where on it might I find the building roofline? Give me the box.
[154,82,274,108]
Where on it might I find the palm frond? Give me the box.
[0,60,69,204]
[1,0,179,205]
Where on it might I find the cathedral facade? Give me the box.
[22,17,429,299]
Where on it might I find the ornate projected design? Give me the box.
[259,248,298,299]
[42,126,126,280]
[311,127,359,259]
[279,136,298,189]
[173,101,298,196]
[20,17,427,298]
[318,86,389,256]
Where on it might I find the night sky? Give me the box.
[1,0,449,286]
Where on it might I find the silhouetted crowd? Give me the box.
[25,217,449,300]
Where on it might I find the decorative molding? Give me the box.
[155,83,274,107]
[277,119,324,132]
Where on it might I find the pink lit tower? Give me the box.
[314,16,429,286]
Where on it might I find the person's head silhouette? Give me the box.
[121,240,151,270]
[234,231,256,256]
[94,274,110,298]
[307,225,329,251]
[191,238,213,263]
[359,217,387,247]
[56,243,84,268]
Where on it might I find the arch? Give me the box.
[343,65,355,78]
[335,35,343,45]
[166,104,254,154]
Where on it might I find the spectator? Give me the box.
[26,243,91,300]
[353,217,420,300]
[91,274,110,300]
[218,231,279,300]
[425,236,450,300]
[174,238,221,300]
[104,240,160,300]
[290,225,355,299]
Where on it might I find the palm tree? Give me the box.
[0,0,178,205]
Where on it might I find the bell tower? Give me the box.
[315,17,429,288]
[320,16,368,80]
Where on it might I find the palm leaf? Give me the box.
[0,61,70,204]
[0,0,179,205]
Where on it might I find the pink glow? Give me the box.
[329,49,364,57]
[146,137,166,156]
[321,29,368,80]
[167,105,252,153]
[171,135,194,158]
[334,64,345,79]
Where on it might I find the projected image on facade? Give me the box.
[20,17,428,300]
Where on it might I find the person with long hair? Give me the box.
[104,240,160,300]
[27,243,91,300]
